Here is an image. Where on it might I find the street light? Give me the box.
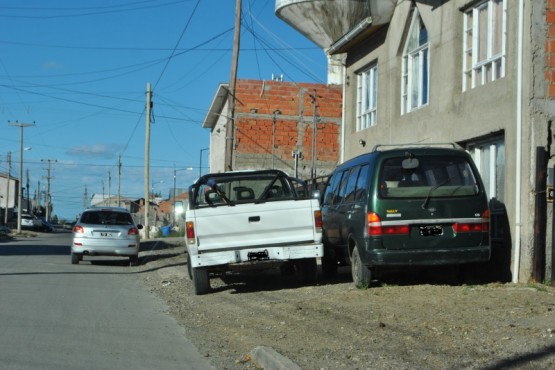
[199,148,209,177]
[8,121,34,233]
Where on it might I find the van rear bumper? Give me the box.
[364,246,491,267]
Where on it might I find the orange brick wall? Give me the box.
[233,79,342,178]
[547,0,555,98]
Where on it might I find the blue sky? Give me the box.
[0,0,328,220]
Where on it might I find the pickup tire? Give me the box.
[321,244,338,277]
[188,254,210,295]
[351,247,372,288]
[297,258,317,285]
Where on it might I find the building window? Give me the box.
[356,63,378,131]
[463,0,506,91]
[401,9,429,115]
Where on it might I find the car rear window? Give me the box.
[81,211,134,225]
[378,155,480,198]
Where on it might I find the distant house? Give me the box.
[203,79,342,181]
[0,172,17,224]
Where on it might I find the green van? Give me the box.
[320,144,490,286]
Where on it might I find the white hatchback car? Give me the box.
[71,207,143,266]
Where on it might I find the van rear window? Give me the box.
[378,156,480,198]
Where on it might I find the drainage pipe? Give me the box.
[513,0,524,283]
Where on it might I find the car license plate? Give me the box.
[100,232,113,237]
[419,225,443,237]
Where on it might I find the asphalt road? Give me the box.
[0,232,214,370]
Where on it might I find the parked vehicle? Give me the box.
[21,214,36,230]
[38,218,55,232]
[71,207,143,266]
[185,169,323,295]
[320,144,490,287]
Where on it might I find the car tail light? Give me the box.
[186,221,196,245]
[128,227,139,235]
[73,225,84,233]
[314,210,322,232]
[367,212,409,236]
[452,210,490,233]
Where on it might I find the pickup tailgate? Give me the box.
[190,199,321,252]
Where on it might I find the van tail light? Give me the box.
[128,227,139,236]
[73,225,84,234]
[314,210,322,233]
[367,212,410,236]
[186,221,196,245]
[452,210,490,233]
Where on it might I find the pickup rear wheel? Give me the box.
[297,258,317,285]
[192,267,210,295]
[71,252,80,265]
[321,244,338,277]
[351,247,372,288]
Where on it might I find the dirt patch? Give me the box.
[137,239,555,370]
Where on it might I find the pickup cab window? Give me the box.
[191,170,304,209]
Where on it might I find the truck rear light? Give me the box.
[314,210,322,232]
[73,225,84,233]
[186,221,196,245]
[128,227,139,235]
[367,212,409,236]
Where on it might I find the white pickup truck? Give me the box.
[184,169,323,295]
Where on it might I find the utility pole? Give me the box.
[41,159,57,222]
[117,154,121,208]
[9,121,34,233]
[310,90,319,182]
[225,0,241,171]
[26,168,30,213]
[4,152,11,225]
[107,171,111,206]
[144,82,152,238]
[84,185,88,210]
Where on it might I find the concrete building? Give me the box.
[203,79,343,181]
[276,0,553,283]
[0,173,17,224]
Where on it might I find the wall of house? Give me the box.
[339,0,547,282]
[231,79,342,179]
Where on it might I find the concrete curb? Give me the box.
[250,346,302,370]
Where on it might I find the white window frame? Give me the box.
[401,9,429,115]
[356,63,378,131]
[463,0,506,91]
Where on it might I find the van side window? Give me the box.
[322,172,341,205]
[335,170,350,204]
[354,164,369,202]
[344,167,361,202]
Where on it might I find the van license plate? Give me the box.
[419,226,443,237]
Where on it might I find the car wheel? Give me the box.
[351,247,372,288]
[192,266,210,295]
[71,253,80,265]
[321,244,339,277]
[129,255,139,266]
[297,258,318,285]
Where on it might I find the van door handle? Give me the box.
[248,216,261,222]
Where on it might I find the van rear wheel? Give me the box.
[351,247,372,288]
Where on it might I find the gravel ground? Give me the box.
[137,239,555,370]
